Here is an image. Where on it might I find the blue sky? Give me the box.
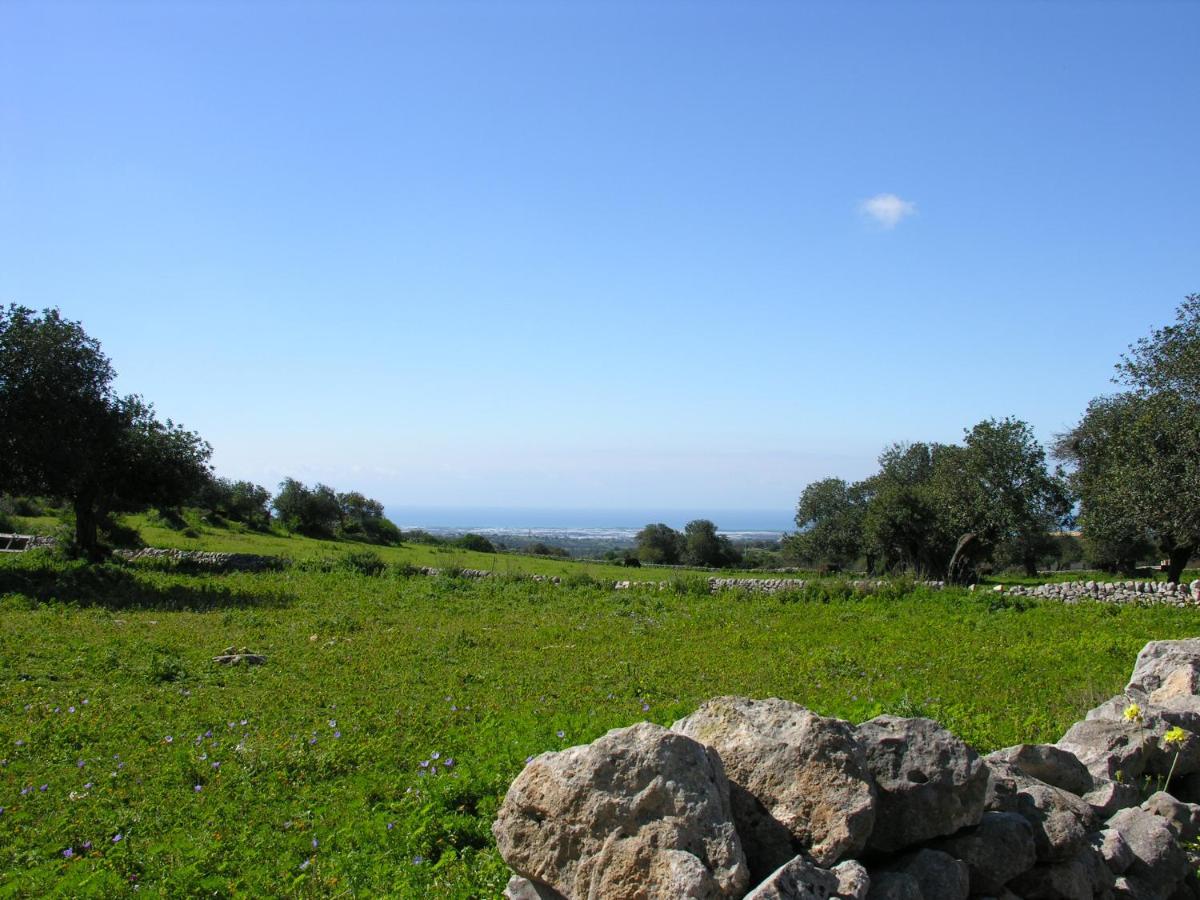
[2,2,1197,519]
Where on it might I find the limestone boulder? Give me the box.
[832,860,870,900]
[1142,792,1200,843]
[855,715,987,853]
[1090,827,1135,875]
[1008,845,1114,900]
[492,722,749,899]
[1107,806,1189,899]
[1128,639,1200,696]
[743,856,839,900]
[673,697,876,872]
[985,759,1098,862]
[887,849,968,900]
[863,871,922,900]
[986,743,1095,796]
[929,811,1037,894]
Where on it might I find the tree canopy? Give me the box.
[791,419,1069,579]
[1057,296,1200,581]
[0,305,211,557]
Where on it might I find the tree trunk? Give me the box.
[1167,544,1196,585]
[72,494,101,562]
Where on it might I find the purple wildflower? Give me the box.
[82,841,92,851]
[193,784,202,792]
[419,760,430,768]
[68,706,76,714]
[642,703,650,712]
[444,758,454,767]
[211,762,220,769]
[556,730,565,739]
[164,736,173,744]
[328,720,336,729]
[308,737,317,745]
[312,838,318,849]
[62,848,73,859]
[431,751,440,760]
[83,782,94,789]
[204,729,212,738]
[112,833,123,843]
[333,731,341,739]
[15,739,24,747]
[39,784,47,792]
[240,719,248,726]
[413,855,425,865]
[525,755,534,764]
[76,760,84,768]
[300,858,311,871]
[387,822,395,831]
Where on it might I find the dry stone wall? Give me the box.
[114,547,284,572]
[493,638,1200,899]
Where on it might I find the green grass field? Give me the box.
[2,547,1199,896]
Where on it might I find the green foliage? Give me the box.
[682,519,741,568]
[1058,390,1200,576]
[192,477,272,530]
[635,523,683,564]
[794,419,1069,578]
[273,478,342,537]
[339,549,386,577]
[1118,293,1200,401]
[789,477,868,567]
[453,533,496,554]
[0,306,212,558]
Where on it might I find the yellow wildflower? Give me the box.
[1165,726,1188,746]
[1123,703,1142,722]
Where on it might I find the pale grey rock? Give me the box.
[1057,717,1159,782]
[1083,778,1143,819]
[1142,791,1200,843]
[1107,806,1188,899]
[1128,640,1200,696]
[930,810,1037,893]
[856,715,987,853]
[673,697,876,872]
[492,722,749,900]
[1090,827,1135,875]
[832,860,870,900]
[986,759,1098,862]
[864,871,922,900]
[987,744,1095,796]
[743,855,838,900]
[504,875,566,899]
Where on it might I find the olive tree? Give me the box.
[0,305,211,558]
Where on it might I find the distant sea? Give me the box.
[384,506,792,543]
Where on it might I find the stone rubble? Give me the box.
[494,638,1200,899]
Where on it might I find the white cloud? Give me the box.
[860,193,917,229]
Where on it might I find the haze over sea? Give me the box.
[387,506,792,542]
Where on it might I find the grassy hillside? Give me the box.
[2,550,1199,895]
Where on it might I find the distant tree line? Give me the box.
[632,519,744,568]
[790,294,1200,582]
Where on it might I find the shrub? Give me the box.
[339,550,386,576]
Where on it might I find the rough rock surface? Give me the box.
[987,743,1095,795]
[1090,827,1134,876]
[930,811,1037,893]
[856,716,987,853]
[492,722,749,899]
[1142,791,1200,843]
[743,856,839,900]
[1128,640,1200,696]
[673,697,876,871]
[1057,718,1160,782]
[1008,846,1113,900]
[985,759,1097,861]
[1107,806,1189,898]
[832,860,870,900]
[863,871,922,900]
[888,848,968,900]
[504,875,567,899]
